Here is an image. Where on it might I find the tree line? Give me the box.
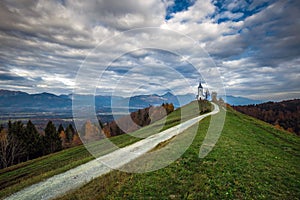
[0,120,81,169]
[232,99,300,135]
[0,103,176,168]
[102,103,175,137]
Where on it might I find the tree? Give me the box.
[162,103,174,114]
[167,103,174,114]
[205,89,210,100]
[98,120,104,129]
[8,121,25,141]
[0,129,9,168]
[59,131,67,147]
[72,134,82,146]
[58,124,68,147]
[8,121,27,162]
[0,128,25,168]
[44,121,62,154]
[232,99,300,135]
[211,92,218,102]
[24,120,43,159]
[65,124,75,143]
[58,124,64,135]
[83,120,101,141]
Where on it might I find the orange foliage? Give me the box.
[274,124,283,130]
[59,131,66,140]
[72,134,82,145]
[83,120,101,141]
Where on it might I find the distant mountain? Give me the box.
[0,90,195,113]
[127,92,195,108]
[0,89,266,112]
[223,95,264,106]
[0,90,71,111]
[0,90,28,96]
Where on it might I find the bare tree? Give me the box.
[0,129,25,168]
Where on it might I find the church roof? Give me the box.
[198,82,203,88]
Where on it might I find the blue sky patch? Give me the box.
[165,0,196,20]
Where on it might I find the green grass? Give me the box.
[56,107,300,200]
[0,101,209,199]
[128,100,211,139]
[3,102,299,199]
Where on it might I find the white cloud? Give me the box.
[0,0,299,100]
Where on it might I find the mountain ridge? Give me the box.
[0,89,268,112]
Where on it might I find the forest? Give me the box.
[0,120,81,169]
[0,103,175,169]
[232,99,300,135]
[80,103,175,141]
[102,103,175,137]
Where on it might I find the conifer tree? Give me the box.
[65,124,75,143]
[44,121,62,153]
[25,120,43,159]
[58,124,64,135]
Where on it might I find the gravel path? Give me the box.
[5,103,219,200]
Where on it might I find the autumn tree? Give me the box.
[103,104,175,137]
[167,103,174,114]
[72,133,82,146]
[83,120,101,141]
[59,130,67,147]
[233,99,300,135]
[58,124,67,147]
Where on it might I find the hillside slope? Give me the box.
[1,104,299,199]
[0,101,210,199]
[57,107,300,199]
[233,99,300,135]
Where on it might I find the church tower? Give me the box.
[197,81,205,100]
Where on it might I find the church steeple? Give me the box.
[198,82,203,89]
[197,81,204,100]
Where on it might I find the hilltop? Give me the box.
[0,101,299,199]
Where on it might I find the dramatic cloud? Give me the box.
[0,0,299,100]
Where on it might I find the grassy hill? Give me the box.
[0,100,210,199]
[57,107,300,199]
[1,102,300,199]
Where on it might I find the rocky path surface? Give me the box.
[6,103,219,200]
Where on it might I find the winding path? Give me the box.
[6,103,219,200]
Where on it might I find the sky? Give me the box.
[0,0,299,100]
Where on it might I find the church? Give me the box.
[196,81,209,100]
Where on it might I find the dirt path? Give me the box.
[5,103,219,200]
